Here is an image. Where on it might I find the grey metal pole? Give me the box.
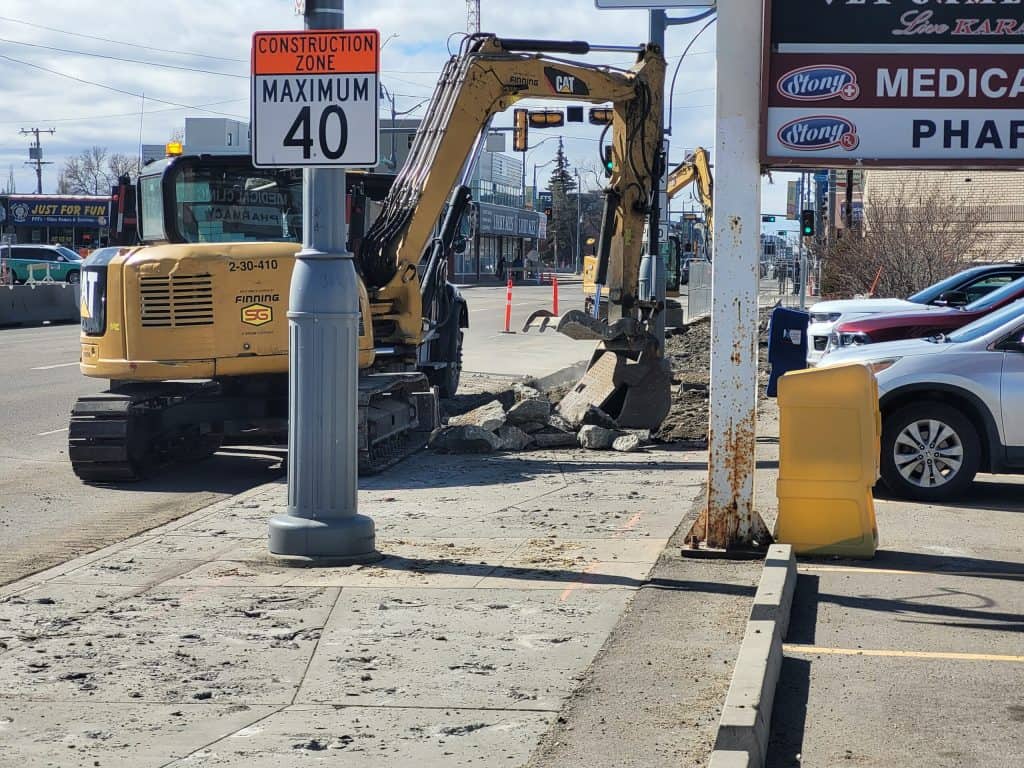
[268,0,379,563]
[644,9,668,346]
[798,172,807,309]
[574,169,581,274]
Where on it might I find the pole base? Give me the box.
[268,512,380,563]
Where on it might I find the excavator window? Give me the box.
[168,161,303,244]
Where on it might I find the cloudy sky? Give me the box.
[0,0,797,227]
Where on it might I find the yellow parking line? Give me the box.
[798,564,1024,581]
[783,644,1024,663]
[798,565,920,576]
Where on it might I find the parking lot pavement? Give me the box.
[0,443,760,767]
[766,458,1024,764]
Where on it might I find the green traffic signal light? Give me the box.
[800,209,815,237]
[602,145,613,176]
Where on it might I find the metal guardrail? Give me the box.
[686,260,712,322]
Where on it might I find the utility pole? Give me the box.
[267,0,379,563]
[466,0,480,33]
[20,128,55,194]
[686,0,771,551]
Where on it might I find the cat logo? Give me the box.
[241,303,273,326]
[544,66,590,96]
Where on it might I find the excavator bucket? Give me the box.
[524,309,671,430]
[557,345,672,431]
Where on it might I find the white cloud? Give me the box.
[0,0,793,215]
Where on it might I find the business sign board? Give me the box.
[476,202,545,239]
[6,196,110,227]
[595,1,714,7]
[762,1,1024,169]
[786,180,798,219]
[251,29,379,167]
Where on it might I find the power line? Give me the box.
[0,98,248,125]
[0,37,247,78]
[0,15,245,63]
[0,53,247,119]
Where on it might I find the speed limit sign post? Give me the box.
[251,29,380,167]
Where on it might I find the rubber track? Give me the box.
[68,394,140,482]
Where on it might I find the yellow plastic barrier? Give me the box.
[775,363,879,558]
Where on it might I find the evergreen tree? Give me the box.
[546,138,577,268]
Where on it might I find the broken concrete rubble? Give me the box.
[577,425,620,450]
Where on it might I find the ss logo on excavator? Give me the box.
[241,303,273,326]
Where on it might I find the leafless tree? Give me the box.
[819,181,1005,298]
[58,147,142,194]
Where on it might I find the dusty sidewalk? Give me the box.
[0,442,759,767]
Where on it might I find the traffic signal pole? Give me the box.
[267,0,380,563]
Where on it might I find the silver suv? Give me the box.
[824,300,1024,501]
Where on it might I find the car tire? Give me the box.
[880,401,981,502]
[67,270,80,284]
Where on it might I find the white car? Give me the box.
[821,299,1024,501]
[806,263,1024,365]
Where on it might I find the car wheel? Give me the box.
[880,402,980,502]
[67,270,80,284]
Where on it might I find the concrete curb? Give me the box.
[708,544,797,768]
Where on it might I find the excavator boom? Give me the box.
[358,35,665,350]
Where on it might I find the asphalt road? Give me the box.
[0,278,591,586]
[0,322,287,587]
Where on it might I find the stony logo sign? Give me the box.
[762,1,1024,168]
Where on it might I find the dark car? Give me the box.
[831,274,1024,350]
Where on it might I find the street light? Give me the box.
[520,136,560,209]
[573,168,582,274]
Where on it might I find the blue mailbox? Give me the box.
[767,306,810,397]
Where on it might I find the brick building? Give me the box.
[862,170,1024,261]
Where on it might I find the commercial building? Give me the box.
[862,170,1024,261]
[459,149,545,281]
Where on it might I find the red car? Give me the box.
[831,275,1024,350]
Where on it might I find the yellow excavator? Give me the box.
[70,34,668,481]
[580,146,712,317]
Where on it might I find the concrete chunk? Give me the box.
[532,431,579,449]
[517,421,548,434]
[446,400,506,432]
[507,397,552,426]
[612,434,642,453]
[496,425,532,451]
[429,426,501,453]
[578,425,618,450]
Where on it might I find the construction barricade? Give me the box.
[775,363,880,558]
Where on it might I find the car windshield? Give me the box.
[963,275,1024,312]
[907,268,986,304]
[948,299,1024,343]
[55,246,82,261]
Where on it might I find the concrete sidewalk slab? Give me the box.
[0,445,711,767]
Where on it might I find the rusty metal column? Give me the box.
[687,0,770,550]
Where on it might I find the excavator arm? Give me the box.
[666,146,713,238]
[357,34,665,348]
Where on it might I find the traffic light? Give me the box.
[761,215,776,223]
[800,209,815,237]
[513,108,528,152]
[589,107,613,125]
[602,145,614,176]
[528,110,564,128]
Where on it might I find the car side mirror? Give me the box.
[938,290,969,307]
[998,333,1024,352]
